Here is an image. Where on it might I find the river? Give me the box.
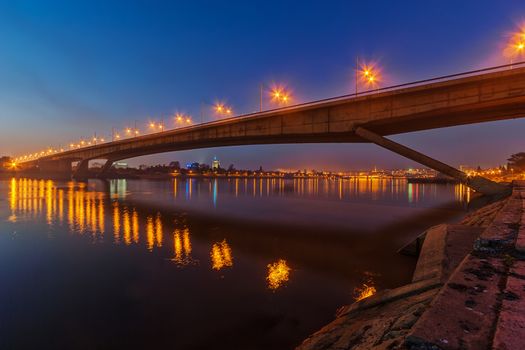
[0,177,471,349]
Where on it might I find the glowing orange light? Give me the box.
[214,103,233,116]
[214,104,224,113]
[270,86,292,105]
[359,62,381,88]
[266,259,291,290]
[354,283,377,301]
[504,25,525,59]
[211,240,233,270]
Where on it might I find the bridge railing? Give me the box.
[227,60,525,121]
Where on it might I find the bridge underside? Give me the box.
[17,65,525,196]
[20,128,510,196]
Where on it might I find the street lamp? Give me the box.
[270,85,292,106]
[355,58,381,94]
[504,26,525,65]
[258,84,292,111]
[213,103,233,117]
[175,113,192,126]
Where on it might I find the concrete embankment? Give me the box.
[297,181,525,350]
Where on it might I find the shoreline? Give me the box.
[296,181,525,350]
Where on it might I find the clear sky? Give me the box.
[1,0,524,170]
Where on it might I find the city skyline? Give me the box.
[1,1,525,170]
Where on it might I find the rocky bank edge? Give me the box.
[296,181,525,350]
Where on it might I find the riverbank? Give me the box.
[297,181,525,350]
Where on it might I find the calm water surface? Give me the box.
[0,177,472,349]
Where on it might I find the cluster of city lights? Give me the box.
[14,23,525,164]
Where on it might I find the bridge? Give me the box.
[16,63,525,195]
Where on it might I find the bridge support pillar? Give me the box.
[354,127,510,196]
[97,159,115,178]
[73,159,90,180]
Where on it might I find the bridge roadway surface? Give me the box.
[17,64,525,194]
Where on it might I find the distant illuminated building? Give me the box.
[186,162,200,171]
[114,162,128,169]
[212,157,220,170]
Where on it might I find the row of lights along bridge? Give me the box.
[14,24,525,163]
[17,68,376,162]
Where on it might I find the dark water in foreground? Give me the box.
[0,178,471,349]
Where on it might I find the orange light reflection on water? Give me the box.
[211,239,233,271]
[266,259,291,290]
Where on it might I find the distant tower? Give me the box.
[212,156,220,170]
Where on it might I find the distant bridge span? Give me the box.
[19,64,525,195]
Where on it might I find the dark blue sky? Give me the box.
[1,0,524,170]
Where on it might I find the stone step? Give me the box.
[406,254,506,350]
[475,193,522,253]
[412,224,483,284]
[492,260,525,350]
